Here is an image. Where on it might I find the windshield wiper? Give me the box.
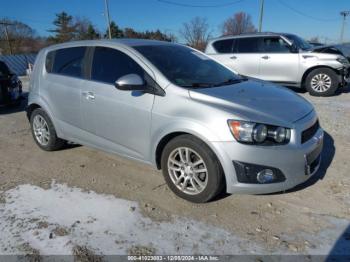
[181,83,215,88]
[214,77,248,87]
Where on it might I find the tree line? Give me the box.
[0,10,257,55]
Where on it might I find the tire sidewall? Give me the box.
[161,135,223,203]
[30,108,60,151]
[306,68,339,96]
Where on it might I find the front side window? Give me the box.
[234,37,261,53]
[284,34,312,51]
[49,47,86,78]
[213,39,234,54]
[134,44,241,88]
[91,47,144,84]
[261,37,291,53]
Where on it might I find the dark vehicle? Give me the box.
[0,61,22,106]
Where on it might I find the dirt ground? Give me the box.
[0,77,349,256]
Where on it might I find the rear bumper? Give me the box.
[211,112,324,194]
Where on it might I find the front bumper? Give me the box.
[343,68,350,84]
[212,112,324,194]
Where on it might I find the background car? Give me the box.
[0,60,22,107]
[205,32,350,96]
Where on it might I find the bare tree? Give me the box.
[180,17,211,51]
[221,12,256,36]
[74,17,99,40]
[0,18,45,54]
[309,36,320,43]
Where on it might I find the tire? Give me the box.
[305,68,340,96]
[161,134,225,203]
[30,108,65,151]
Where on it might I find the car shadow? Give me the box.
[334,84,350,95]
[285,85,307,94]
[263,130,335,196]
[0,92,28,115]
[285,84,350,96]
[327,224,350,261]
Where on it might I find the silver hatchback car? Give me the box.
[27,39,323,203]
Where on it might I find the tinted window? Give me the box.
[49,47,86,77]
[234,37,260,53]
[134,44,241,88]
[261,37,290,53]
[91,47,144,84]
[45,51,55,73]
[213,39,234,53]
[284,34,312,51]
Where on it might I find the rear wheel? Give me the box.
[161,135,225,203]
[305,68,339,96]
[30,108,65,151]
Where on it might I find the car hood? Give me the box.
[311,44,350,61]
[188,80,314,127]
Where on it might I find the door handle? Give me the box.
[82,91,95,101]
[261,55,270,60]
[230,55,237,60]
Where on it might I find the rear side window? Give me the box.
[234,37,260,53]
[213,39,234,54]
[261,37,291,53]
[91,47,144,84]
[46,47,87,78]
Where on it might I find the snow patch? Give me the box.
[0,183,262,255]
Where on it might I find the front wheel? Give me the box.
[161,135,225,203]
[305,68,339,96]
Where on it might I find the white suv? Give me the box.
[205,32,350,96]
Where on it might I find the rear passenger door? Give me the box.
[258,36,299,83]
[45,47,87,132]
[86,46,155,161]
[230,37,261,78]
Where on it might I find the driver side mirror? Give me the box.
[115,74,147,91]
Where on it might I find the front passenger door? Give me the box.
[87,46,155,161]
[258,36,299,84]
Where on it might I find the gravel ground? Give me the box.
[0,77,349,257]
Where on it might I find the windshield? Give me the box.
[134,44,242,88]
[284,34,312,51]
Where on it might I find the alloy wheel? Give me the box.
[33,115,50,146]
[310,73,332,93]
[167,147,208,195]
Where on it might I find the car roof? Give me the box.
[208,32,293,42]
[43,38,178,52]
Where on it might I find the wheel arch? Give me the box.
[301,65,340,87]
[154,130,229,192]
[27,98,63,138]
[26,103,41,120]
[155,131,188,170]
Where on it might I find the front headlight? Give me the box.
[337,57,349,65]
[228,120,291,145]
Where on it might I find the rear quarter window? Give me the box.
[213,39,234,54]
[46,46,87,78]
